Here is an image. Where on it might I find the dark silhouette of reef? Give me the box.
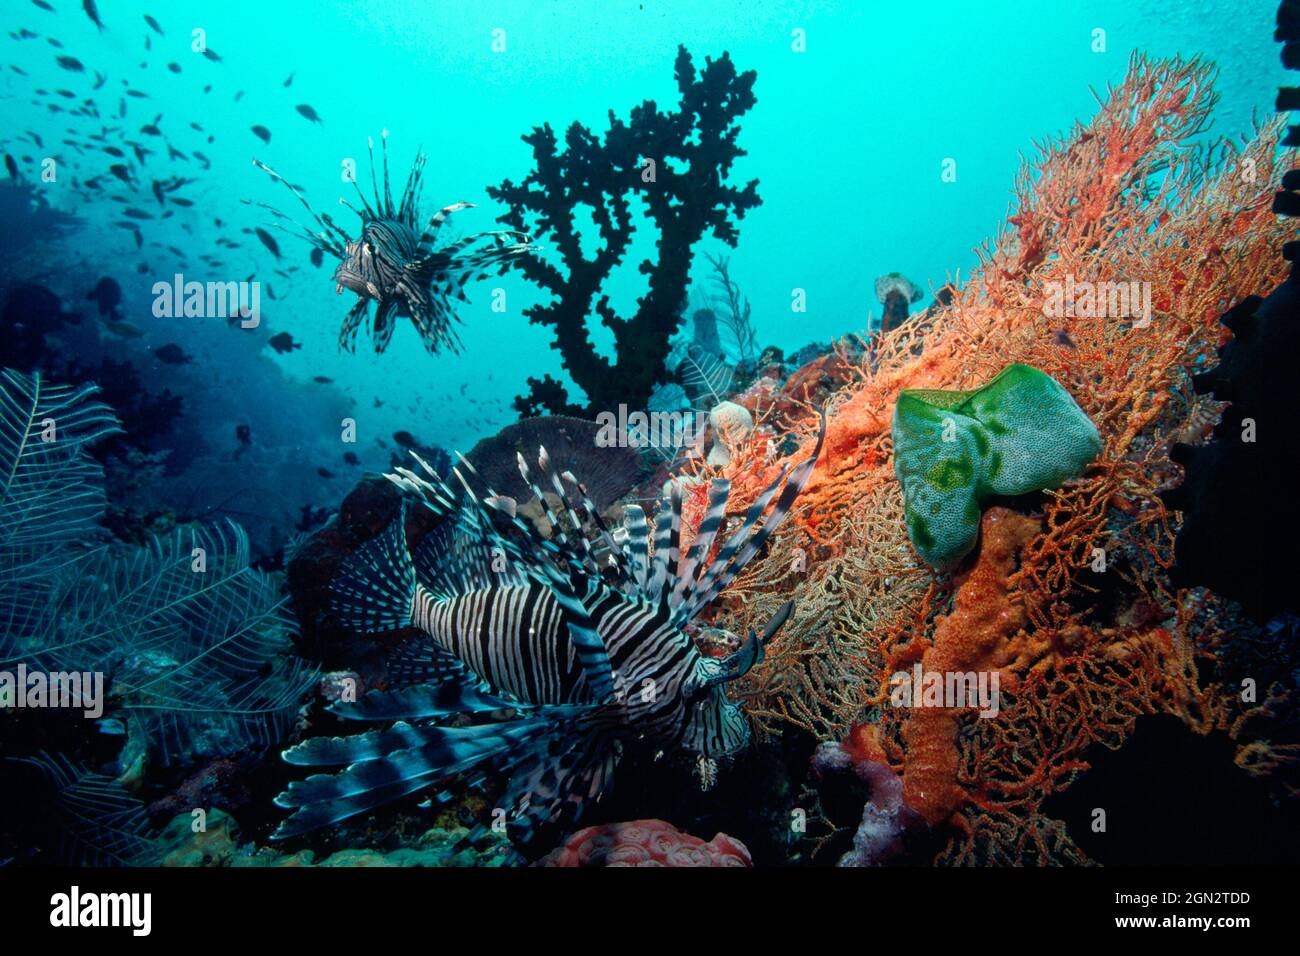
[1161,4,1300,620]
[1043,714,1300,865]
[489,46,761,417]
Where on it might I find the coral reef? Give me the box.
[703,53,1298,864]
[892,364,1100,568]
[536,819,752,867]
[489,46,761,416]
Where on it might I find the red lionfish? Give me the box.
[248,130,533,354]
[273,415,826,851]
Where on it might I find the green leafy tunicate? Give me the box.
[892,364,1101,569]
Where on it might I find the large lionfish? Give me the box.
[273,416,825,851]
[249,130,533,354]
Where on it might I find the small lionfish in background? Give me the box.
[273,414,826,852]
[248,130,534,354]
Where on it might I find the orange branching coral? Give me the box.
[701,53,1298,863]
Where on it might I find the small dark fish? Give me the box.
[251,125,271,144]
[169,197,193,207]
[4,155,17,180]
[103,146,123,157]
[1052,328,1077,349]
[126,89,149,98]
[144,14,163,35]
[86,276,122,316]
[83,0,105,31]
[108,163,131,183]
[56,56,85,72]
[312,376,333,384]
[317,468,335,479]
[254,228,281,259]
[267,331,300,354]
[167,62,181,74]
[295,103,322,124]
[122,207,153,219]
[202,48,221,62]
[33,0,54,10]
[343,452,359,466]
[235,424,252,446]
[92,71,105,90]
[140,123,161,136]
[309,247,324,268]
[153,343,192,365]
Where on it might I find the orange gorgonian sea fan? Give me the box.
[693,53,1295,863]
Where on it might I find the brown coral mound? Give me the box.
[696,54,1295,864]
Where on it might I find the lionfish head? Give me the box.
[332,219,417,300]
[678,601,796,758]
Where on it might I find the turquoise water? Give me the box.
[0,0,1282,518]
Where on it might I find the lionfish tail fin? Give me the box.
[329,503,417,633]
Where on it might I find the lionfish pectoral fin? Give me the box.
[272,718,549,839]
[273,704,614,841]
[371,299,398,353]
[497,725,622,855]
[338,297,369,353]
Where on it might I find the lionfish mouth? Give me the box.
[332,264,368,297]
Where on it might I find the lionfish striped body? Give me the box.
[274,416,825,851]
[249,131,533,354]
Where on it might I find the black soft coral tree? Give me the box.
[489,46,761,417]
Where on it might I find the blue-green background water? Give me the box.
[0,0,1283,538]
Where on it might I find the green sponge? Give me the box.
[892,363,1101,569]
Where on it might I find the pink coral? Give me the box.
[537,820,752,867]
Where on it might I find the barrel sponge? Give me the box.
[892,364,1100,569]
